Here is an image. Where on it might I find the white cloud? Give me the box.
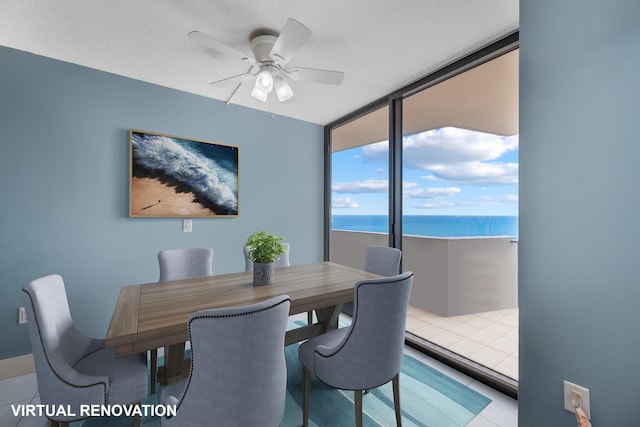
[358,128,519,186]
[403,181,418,189]
[402,128,519,167]
[404,186,461,199]
[332,197,360,209]
[430,162,519,185]
[359,140,388,163]
[414,201,458,209]
[360,128,518,165]
[477,194,519,203]
[332,179,388,193]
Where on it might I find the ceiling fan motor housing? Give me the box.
[250,34,278,63]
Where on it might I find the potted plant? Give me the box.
[245,231,286,285]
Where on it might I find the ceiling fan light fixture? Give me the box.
[274,76,294,102]
[251,67,276,102]
[255,68,274,92]
[251,84,269,103]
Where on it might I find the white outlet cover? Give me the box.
[18,307,27,324]
[182,219,192,232]
[563,380,590,419]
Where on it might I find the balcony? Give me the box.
[330,229,519,382]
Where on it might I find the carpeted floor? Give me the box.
[77,342,489,427]
[77,316,490,426]
[281,345,490,427]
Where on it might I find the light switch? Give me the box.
[563,380,590,419]
[183,219,192,232]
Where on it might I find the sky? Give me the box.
[332,127,519,216]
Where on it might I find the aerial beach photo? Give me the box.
[130,172,219,216]
[130,130,239,217]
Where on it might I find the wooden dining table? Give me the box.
[105,262,378,385]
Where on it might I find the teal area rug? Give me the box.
[282,346,490,427]
[78,326,490,426]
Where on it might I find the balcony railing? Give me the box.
[330,230,518,316]
[331,229,519,388]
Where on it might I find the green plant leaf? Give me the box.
[245,231,286,263]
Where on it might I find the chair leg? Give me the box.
[393,373,402,427]
[133,402,142,427]
[303,366,311,427]
[150,349,158,394]
[355,389,363,427]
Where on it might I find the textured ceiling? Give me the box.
[0,0,519,125]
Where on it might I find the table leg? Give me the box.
[165,342,186,384]
[314,303,343,332]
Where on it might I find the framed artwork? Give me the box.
[130,129,239,217]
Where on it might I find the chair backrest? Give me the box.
[341,245,403,317]
[244,243,290,272]
[22,274,107,409]
[167,295,291,426]
[313,272,413,390]
[364,245,402,276]
[158,248,214,281]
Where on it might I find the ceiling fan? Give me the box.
[188,18,344,103]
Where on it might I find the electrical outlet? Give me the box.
[18,307,27,324]
[564,380,590,419]
[182,219,192,232]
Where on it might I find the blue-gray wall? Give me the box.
[519,1,640,425]
[0,46,324,360]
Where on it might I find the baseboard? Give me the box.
[0,354,35,380]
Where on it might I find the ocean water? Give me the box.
[332,215,518,238]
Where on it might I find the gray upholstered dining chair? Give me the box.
[243,242,290,272]
[150,247,214,394]
[160,295,291,427]
[22,274,148,427]
[342,245,402,317]
[298,271,414,427]
[158,247,214,281]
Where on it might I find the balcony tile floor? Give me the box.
[407,306,519,381]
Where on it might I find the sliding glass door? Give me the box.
[401,49,519,383]
[329,106,390,268]
[325,33,519,394]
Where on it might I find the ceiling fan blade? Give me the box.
[287,67,345,86]
[270,18,312,64]
[209,72,255,87]
[188,31,253,62]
